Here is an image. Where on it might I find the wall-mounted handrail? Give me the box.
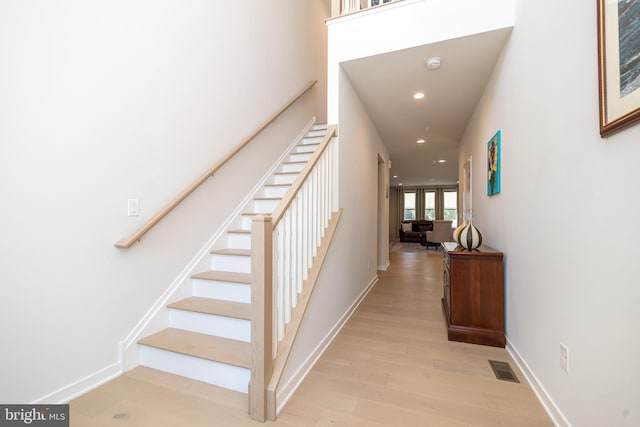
[114,80,318,248]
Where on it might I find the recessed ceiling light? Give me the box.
[438,159,446,163]
[416,139,426,144]
[413,92,425,100]
[426,57,442,70]
[393,175,398,178]
[399,183,403,186]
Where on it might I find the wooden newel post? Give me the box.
[249,215,274,422]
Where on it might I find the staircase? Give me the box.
[136,123,329,397]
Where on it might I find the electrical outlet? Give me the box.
[560,343,569,373]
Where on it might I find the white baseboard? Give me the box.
[33,362,121,404]
[275,274,379,415]
[506,337,571,427]
[378,260,390,271]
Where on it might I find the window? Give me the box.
[403,192,416,220]
[424,191,435,220]
[443,190,458,228]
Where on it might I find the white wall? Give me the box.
[0,0,330,403]
[279,68,389,403]
[459,1,640,426]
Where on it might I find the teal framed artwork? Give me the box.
[487,131,500,196]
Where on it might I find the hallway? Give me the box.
[70,243,552,426]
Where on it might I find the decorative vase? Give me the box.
[452,221,467,242]
[456,221,483,250]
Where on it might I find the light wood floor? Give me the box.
[70,242,553,426]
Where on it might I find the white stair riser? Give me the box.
[252,199,280,212]
[169,310,250,342]
[281,163,304,173]
[211,253,251,273]
[297,140,324,151]
[294,145,317,154]
[227,232,251,249]
[306,130,326,138]
[240,215,258,229]
[289,152,312,162]
[192,279,251,303]
[272,174,298,185]
[301,136,323,145]
[140,346,249,393]
[312,124,328,130]
[261,185,290,198]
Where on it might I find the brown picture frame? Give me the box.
[598,0,640,137]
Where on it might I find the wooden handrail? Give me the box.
[114,80,318,248]
[270,125,337,228]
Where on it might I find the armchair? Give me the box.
[425,220,453,249]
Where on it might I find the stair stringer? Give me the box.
[118,116,318,372]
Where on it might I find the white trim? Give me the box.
[506,337,571,427]
[275,275,379,415]
[33,362,121,404]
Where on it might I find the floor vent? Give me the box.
[489,360,520,383]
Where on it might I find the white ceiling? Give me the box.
[341,28,512,187]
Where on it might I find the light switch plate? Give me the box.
[128,199,139,217]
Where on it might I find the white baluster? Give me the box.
[276,225,284,341]
[295,193,303,294]
[291,198,298,308]
[283,211,291,324]
[302,181,309,280]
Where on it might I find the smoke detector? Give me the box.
[426,57,442,70]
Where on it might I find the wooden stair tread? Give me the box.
[274,171,299,175]
[191,270,251,284]
[241,212,271,216]
[282,161,307,165]
[227,229,250,234]
[210,248,251,256]
[253,197,281,201]
[168,297,251,320]
[139,328,250,368]
[264,183,291,187]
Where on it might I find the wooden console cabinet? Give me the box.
[441,242,505,347]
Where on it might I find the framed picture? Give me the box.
[598,0,640,137]
[487,131,500,196]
